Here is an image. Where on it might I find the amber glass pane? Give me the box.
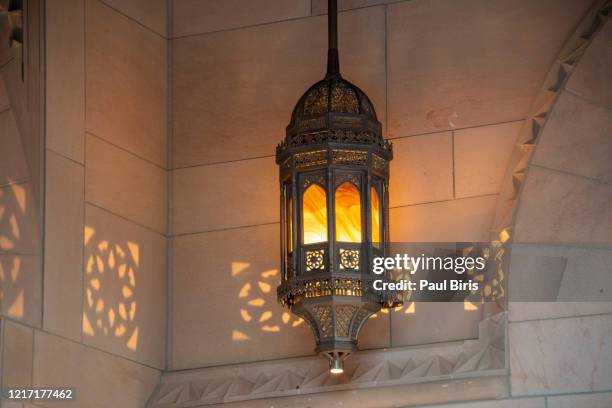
[335,182,361,243]
[371,186,381,248]
[303,184,328,244]
[288,194,293,252]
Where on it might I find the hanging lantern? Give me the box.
[276,0,401,373]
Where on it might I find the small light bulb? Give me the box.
[329,355,345,374]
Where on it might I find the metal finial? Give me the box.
[326,0,340,77]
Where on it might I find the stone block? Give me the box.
[33,330,160,407]
[85,134,167,234]
[46,0,85,163]
[43,151,84,341]
[532,91,612,184]
[173,0,310,37]
[390,132,453,207]
[172,6,385,167]
[390,195,497,242]
[173,157,277,234]
[83,204,166,369]
[387,0,592,137]
[86,0,167,167]
[510,314,612,395]
[454,121,521,198]
[514,166,612,243]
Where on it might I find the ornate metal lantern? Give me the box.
[276,0,401,373]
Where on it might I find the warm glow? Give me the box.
[7,289,24,318]
[127,327,139,351]
[84,226,95,245]
[238,283,251,298]
[371,186,380,247]
[232,330,250,341]
[404,302,416,314]
[248,298,265,307]
[261,270,277,278]
[81,229,139,352]
[330,368,344,374]
[10,182,27,213]
[288,194,293,252]
[127,241,140,267]
[240,309,252,322]
[259,311,272,322]
[335,182,361,243]
[258,281,271,293]
[232,262,250,276]
[303,184,328,244]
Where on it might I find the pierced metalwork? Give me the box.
[335,305,357,337]
[302,174,326,190]
[332,149,368,166]
[295,150,327,168]
[335,174,360,188]
[298,117,327,132]
[372,154,387,173]
[339,248,360,270]
[295,309,321,341]
[286,263,295,279]
[331,81,359,113]
[312,305,333,338]
[276,0,400,373]
[278,130,392,157]
[350,308,371,340]
[304,83,329,116]
[358,91,375,116]
[305,249,325,272]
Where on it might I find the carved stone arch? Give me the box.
[146,2,612,407]
[489,1,612,317]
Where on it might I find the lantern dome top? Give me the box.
[289,75,378,125]
[276,0,391,163]
[277,73,391,163]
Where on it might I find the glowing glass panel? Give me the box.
[335,182,361,243]
[303,184,328,244]
[371,186,381,248]
[288,194,293,252]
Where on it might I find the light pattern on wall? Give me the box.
[83,226,140,352]
[233,262,303,342]
[0,182,29,319]
[149,313,505,407]
[486,0,612,306]
[149,1,612,406]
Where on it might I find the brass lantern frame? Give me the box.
[275,0,401,373]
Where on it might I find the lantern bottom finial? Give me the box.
[323,351,350,374]
[329,357,344,374]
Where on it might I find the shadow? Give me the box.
[82,225,139,352]
[232,262,304,343]
[0,181,32,320]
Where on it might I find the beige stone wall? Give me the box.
[391,10,612,408]
[2,0,168,406]
[1,0,609,406]
[169,0,593,370]
[0,0,45,332]
[1,2,46,406]
[507,15,612,401]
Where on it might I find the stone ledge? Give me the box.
[148,313,505,407]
